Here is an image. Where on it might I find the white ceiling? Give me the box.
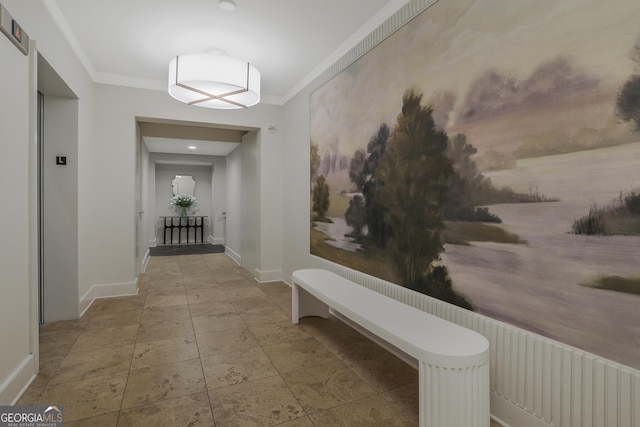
[143,136,239,156]
[45,0,409,154]
[48,0,408,103]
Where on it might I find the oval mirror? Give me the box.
[171,175,195,197]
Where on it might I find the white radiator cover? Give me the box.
[318,263,640,427]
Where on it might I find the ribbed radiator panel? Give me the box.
[420,362,490,427]
[322,263,640,427]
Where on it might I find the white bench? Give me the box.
[292,268,490,427]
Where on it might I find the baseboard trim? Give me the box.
[254,268,283,283]
[79,280,138,318]
[0,354,37,405]
[225,247,241,265]
[210,236,225,245]
[141,248,150,273]
[490,393,550,427]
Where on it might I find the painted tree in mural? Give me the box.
[444,133,501,223]
[348,149,367,192]
[616,77,640,131]
[344,195,366,239]
[310,143,320,184]
[573,36,640,235]
[363,124,393,248]
[376,90,453,286]
[312,175,330,221]
[616,36,640,132]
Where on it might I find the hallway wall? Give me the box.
[91,84,282,293]
[0,0,284,404]
[0,0,95,404]
[226,145,243,264]
[42,95,79,322]
[277,1,640,426]
[0,14,33,404]
[154,163,212,242]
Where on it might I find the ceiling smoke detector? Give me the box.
[219,0,237,11]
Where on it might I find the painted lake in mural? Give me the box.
[443,142,640,368]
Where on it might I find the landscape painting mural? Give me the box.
[309,0,640,369]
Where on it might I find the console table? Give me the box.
[160,216,207,244]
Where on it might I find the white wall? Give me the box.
[3,1,96,315]
[42,95,79,322]
[0,0,95,404]
[277,2,640,426]
[257,119,284,282]
[138,130,150,269]
[241,132,258,273]
[211,156,227,245]
[154,163,212,243]
[145,153,229,247]
[0,0,284,403]
[0,12,33,404]
[90,83,282,291]
[226,145,242,263]
[155,164,211,216]
[281,87,324,279]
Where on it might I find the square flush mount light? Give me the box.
[168,51,260,109]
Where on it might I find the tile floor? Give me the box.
[18,253,502,427]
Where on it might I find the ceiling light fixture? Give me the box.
[218,0,236,12]
[168,50,260,109]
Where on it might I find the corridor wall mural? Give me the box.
[309,0,640,369]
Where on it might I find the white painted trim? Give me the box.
[283,0,411,104]
[210,235,225,245]
[254,268,283,283]
[0,354,37,405]
[225,247,241,265]
[27,42,40,391]
[148,238,157,247]
[141,248,150,273]
[307,0,438,95]
[490,393,547,427]
[78,280,138,318]
[41,0,96,81]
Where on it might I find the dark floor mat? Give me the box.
[149,244,225,256]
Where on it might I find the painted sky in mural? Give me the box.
[312,0,639,156]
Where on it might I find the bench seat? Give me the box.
[292,268,490,427]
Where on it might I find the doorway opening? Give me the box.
[135,117,259,277]
[37,53,79,324]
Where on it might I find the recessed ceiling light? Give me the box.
[219,0,236,12]
[188,146,196,151]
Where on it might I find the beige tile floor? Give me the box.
[18,253,501,427]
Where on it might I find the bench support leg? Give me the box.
[418,360,490,427]
[291,283,330,324]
